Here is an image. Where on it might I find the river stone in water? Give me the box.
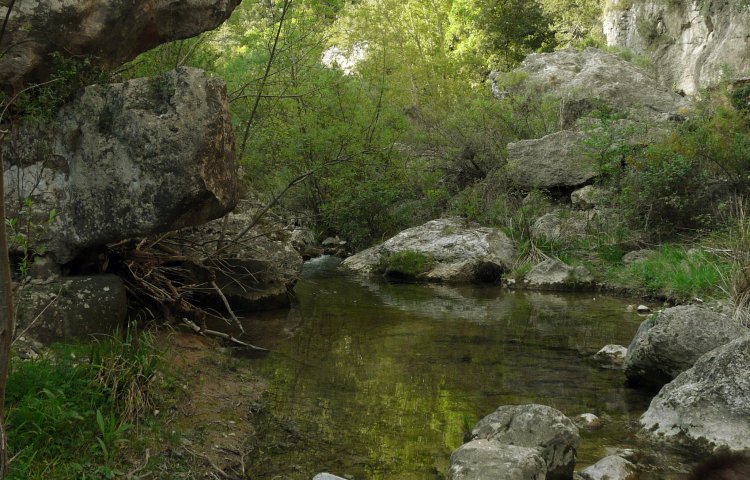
[594,345,628,369]
[523,259,594,291]
[579,455,637,480]
[624,305,746,387]
[449,440,547,480]
[340,218,515,283]
[471,404,579,480]
[640,335,750,454]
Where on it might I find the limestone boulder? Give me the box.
[0,0,241,89]
[449,440,547,480]
[523,259,594,291]
[624,305,747,387]
[640,335,750,453]
[604,0,750,95]
[571,185,608,209]
[471,404,580,480]
[579,455,637,480]
[15,274,127,344]
[518,47,688,119]
[3,67,238,263]
[507,130,597,189]
[340,218,516,283]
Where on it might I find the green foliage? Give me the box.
[13,53,108,122]
[5,198,58,275]
[6,331,160,479]
[377,251,435,279]
[612,245,729,300]
[540,0,605,47]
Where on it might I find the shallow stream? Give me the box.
[239,256,690,479]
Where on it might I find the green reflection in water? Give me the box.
[241,257,684,479]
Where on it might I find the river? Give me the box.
[238,256,689,479]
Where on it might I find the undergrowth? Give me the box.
[6,329,161,479]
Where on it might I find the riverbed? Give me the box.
[238,256,689,479]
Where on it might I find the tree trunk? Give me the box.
[0,139,14,477]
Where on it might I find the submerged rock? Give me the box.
[15,275,127,344]
[624,305,746,388]
[471,404,580,480]
[4,67,238,263]
[579,455,637,480]
[640,335,750,453]
[574,413,604,431]
[449,440,547,480]
[523,259,594,291]
[594,345,628,369]
[340,218,515,283]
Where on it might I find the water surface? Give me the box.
[240,256,688,479]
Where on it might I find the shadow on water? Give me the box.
[235,256,691,479]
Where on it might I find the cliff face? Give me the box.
[604,0,750,94]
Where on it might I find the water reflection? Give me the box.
[240,256,684,479]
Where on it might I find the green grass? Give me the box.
[6,331,161,479]
[605,245,730,300]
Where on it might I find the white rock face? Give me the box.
[340,218,516,283]
[640,335,750,453]
[604,0,750,94]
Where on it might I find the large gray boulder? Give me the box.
[449,440,547,480]
[523,259,594,291]
[472,404,580,480]
[518,47,688,119]
[15,275,127,344]
[604,0,750,95]
[624,305,747,387]
[640,335,750,453]
[340,218,516,283]
[4,67,238,263]
[507,130,596,189]
[0,0,241,89]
